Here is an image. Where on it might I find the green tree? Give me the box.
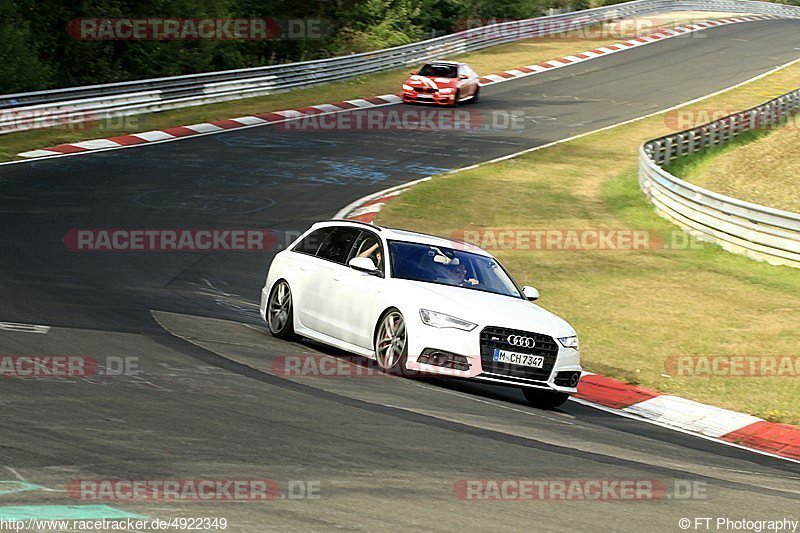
[0,1,53,93]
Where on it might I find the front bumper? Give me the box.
[402,89,456,105]
[404,318,581,394]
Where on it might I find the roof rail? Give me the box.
[326,219,382,231]
[383,225,475,246]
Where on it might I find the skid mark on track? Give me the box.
[133,190,275,214]
[191,278,261,319]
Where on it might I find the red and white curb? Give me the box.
[574,373,799,462]
[17,95,403,159]
[15,15,778,160]
[334,177,430,222]
[337,191,800,463]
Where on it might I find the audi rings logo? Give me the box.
[507,335,536,348]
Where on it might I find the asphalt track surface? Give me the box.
[0,19,798,532]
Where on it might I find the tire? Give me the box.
[522,388,570,409]
[266,280,296,340]
[452,90,461,108]
[374,309,411,376]
[471,86,480,104]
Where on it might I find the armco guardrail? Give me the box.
[639,87,800,268]
[2,0,800,134]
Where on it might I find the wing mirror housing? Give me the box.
[410,70,418,75]
[348,257,382,276]
[460,74,468,79]
[522,285,539,301]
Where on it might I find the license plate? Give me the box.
[492,349,544,368]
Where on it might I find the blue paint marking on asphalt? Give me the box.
[320,161,389,182]
[402,164,450,175]
[0,505,144,520]
[293,160,451,186]
[0,482,43,496]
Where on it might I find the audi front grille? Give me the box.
[479,326,559,382]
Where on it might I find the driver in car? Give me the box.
[443,262,479,286]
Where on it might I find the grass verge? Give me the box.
[667,122,800,213]
[1,13,722,162]
[376,60,800,424]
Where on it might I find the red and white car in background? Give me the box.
[401,61,480,106]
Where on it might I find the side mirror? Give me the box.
[522,286,539,301]
[348,256,380,275]
[460,74,468,79]
[410,70,418,75]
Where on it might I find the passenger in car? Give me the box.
[357,240,383,269]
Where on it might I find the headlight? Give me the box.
[419,309,477,331]
[438,88,455,94]
[557,336,579,350]
[402,84,413,91]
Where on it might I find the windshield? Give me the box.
[388,240,522,298]
[418,63,458,78]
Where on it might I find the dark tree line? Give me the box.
[2,0,791,94]
[0,0,584,93]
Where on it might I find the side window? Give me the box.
[293,227,332,256]
[348,230,385,272]
[316,228,360,264]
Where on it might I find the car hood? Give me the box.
[405,75,459,90]
[395,280,576,338]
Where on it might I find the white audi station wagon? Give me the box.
[260,220,582,408]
